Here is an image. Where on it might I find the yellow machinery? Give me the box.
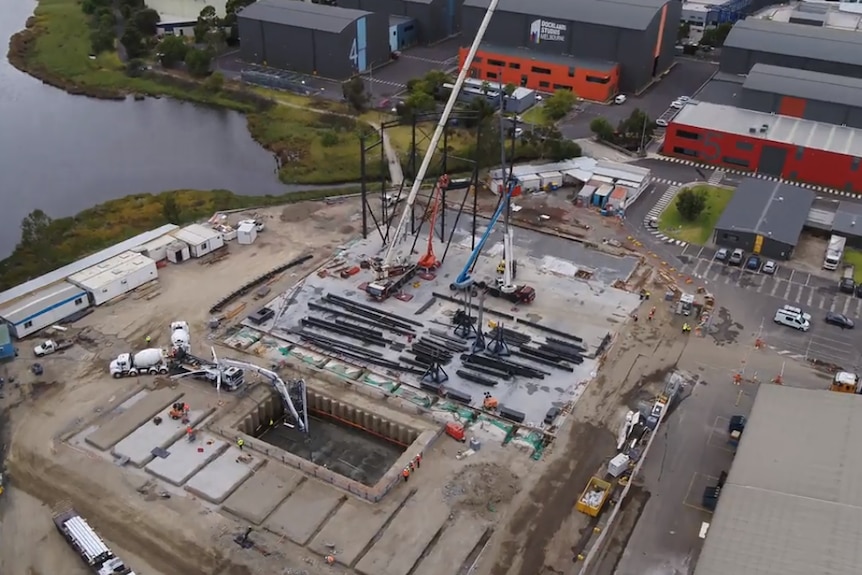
[576,476,612,517]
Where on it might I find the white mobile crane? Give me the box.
[365,0,504,300]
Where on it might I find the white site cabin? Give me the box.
[68,252,158,306]
[173,224,225,258]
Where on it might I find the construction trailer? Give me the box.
[0,281,91,339]
[172,224,225,258]
[52,508,136,574]
[133,234,176,263]
[68,252,158,306]
[0,324,14,360]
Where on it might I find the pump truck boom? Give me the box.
[366,0,503,296]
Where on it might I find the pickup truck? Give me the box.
[34,339,73,357]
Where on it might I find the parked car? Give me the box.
[761,260,777,275]
[729,249,745,266]
[647,217,658,229]
[855,283,862,298]
[825,312,855,329]
[670,100,685,109]
[715,248,728,262]
[655,118,669,127]
[677,96,691,102]
[614,94,627,105]
[746,255,761,271]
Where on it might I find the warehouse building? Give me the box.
[695,385,862,575]
[460,0,680,94]
[740,64,862,129]
[663,100,862,192]
[339,0,460,43]
[68,252,158,306]
[238,0,390,79]
[831,201,862,248]
[712,178,814,260]
[680,0,750,27]
[720,18,862,78]
[389,15,418,51]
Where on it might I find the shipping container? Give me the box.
[576,476,612,517]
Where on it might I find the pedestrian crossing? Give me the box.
[364,77,407,88]
[707,169,725,186]
[643,184,688,247]
[649,177,683,187]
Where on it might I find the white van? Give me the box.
[774,307,811,331]
[781,304,812,322]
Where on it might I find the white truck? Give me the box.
[33,339,73,357]
[110,348,169,378]
[824,234,846,270]
[170,321,191,354]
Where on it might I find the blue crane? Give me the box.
[449,181,517,291]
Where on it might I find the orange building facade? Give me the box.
[458,47,620,102]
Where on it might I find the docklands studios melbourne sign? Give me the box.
[530,19,567,43]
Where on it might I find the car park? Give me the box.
[745,255,761,271]
[825,312,855,329]
[715,248,728,262]
[761,260,777,275]
[729,249,744,266]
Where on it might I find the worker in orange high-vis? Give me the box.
[402,467,410,482]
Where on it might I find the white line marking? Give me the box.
[788,270,795,283]
[770,280,780,296]
[830,298,838,312]
[807,289,814,307]
[843,297,852,315]
[696,246,704,258]
[804,273,811,286]
[783,281,792,299]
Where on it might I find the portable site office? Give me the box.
[68,252,158,306]
[172,224,225,258]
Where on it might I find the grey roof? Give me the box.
[831,200,862,237]
[744,64,862,109]
[463,0,667,30]
[695,385,862,575]
[724,18,862,68]
[714,178,814,247]
[479,43,617,72]
[238,0,372,33]
[672,100,862,157]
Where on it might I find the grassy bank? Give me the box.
[0,187,357,291]
[659,185,733,244]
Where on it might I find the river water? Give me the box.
[0,0,314,258]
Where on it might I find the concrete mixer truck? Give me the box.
[170,321,191,354]
[110,348,169,378]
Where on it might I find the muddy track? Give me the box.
[7,447,236,575]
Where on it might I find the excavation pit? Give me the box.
[236,389,437,501]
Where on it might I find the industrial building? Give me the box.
[680,0,750,27]
[720,17,862,78]
[389,15,418,51]
[237,0,390,80]
[740,64,862,129]
[460,0,680,94]
[339,0,459,44]
[68,252,159,306]
[695,385,862,575]
[459,44,619,101]
[712,179,814,260]
[662,100,862,192]
[830,201,862,248]
[173,224,226,259]
[0,281,90,339]
[441,77,537,112]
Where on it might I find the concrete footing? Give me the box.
[264,480,345,545]
[112,407,212,467]
[222,464,303,525]
[145,432,227,486]
[412,516,489,575]
[185,447,263,503]
[87,389,184,450]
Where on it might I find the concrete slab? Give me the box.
[87,389,184,450]
[264,480,345,545]
[112,407,210,467]
[412,515,489,575]
[185,447,263,503]
[145,433,228,486]
[308,488,413,566]
[355,490,451,575]
[222,464,303,525]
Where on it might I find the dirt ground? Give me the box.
[0,194,678,575]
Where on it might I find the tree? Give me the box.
[503,83,516,97]
[20,210,53,246]
[120,27,146,59]
[162,194,181,224]
[342,76,369,112]
[157,35,188,67]
[543,89,576,120]
[675,188,707,221]
[399,91,435,118]
[185,47,213,77]
[204,71,224,92]
[590,117,614,141]
[701,22,732,47]
[677,22,690,42]
[132,8,160,35]
[90,27,115,54]
[480,80,491,95]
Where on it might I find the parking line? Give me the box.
[683,472,719,514]
[788,270,795,283]
[696,246,704,258]
[692,259,707,276]
[770,280,780,297]
[756,280,765,293]
[855,299,862,317]
[818,296,826,309]
[804,273,811,286]
[830,299,838,312]
[783,281,792,299]
[806,289,814,307]
[681,244,693,256]
[843,297,852,315]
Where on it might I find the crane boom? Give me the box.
[375,0,503,280]
[221,359,309,433]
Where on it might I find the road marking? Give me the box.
[843,297,852,315]
[696,246,705,258]
[683,471,720,514]
[818,296,826,309]
[693,259,708,276]
[830,298,838,312]
[788,270,795,283]
[793,285,803,303]
[783,281,792,299]
[769,280,780,296]
[756,281,765,293]
[681,244,693,256]
[807,289,814,307]
[724,275,731,285]
[855,299,862,317]
[804,273,811,286]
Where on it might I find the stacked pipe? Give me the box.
[487,326,531,345]
[300,317,387,346]
[297,331,422,374]
[461,354,549,380]
[307,301,416,336]
[324,293,422,332]
[404,337,456,368]
[513,346,576,372]
[515,318,583,343]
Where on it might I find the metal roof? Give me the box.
[0,224,178,309]
[744,64,862,109]
[238,0,372,33]
[463,0,667,30]
[671,100,862,157]
[714,178,814,247]
[695,385,862,575]
[477,43,617,72]
[831,200,862,237]
[724,18,862,68]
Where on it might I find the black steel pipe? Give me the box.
[425,336,468,352]
[456,370,498,387]
[307,302,416,336]
[321,297,416,331]
[333,318,385,339]
[298,332,385,357]
[513,350,574,372]
[428,329,467,343]
[460,363,511,381]
[301,318,387,347]
[431,292,516,320]
[516,319,583,343]
[461,353,547,378]
[536,344,584,364]
[325,293,424,327]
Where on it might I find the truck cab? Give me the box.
[830,371,860,393]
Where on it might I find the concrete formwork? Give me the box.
[112,407,212,467]
[145,433,228,486]
[308,488,415,566]
[264,480,345,545]
[184,447,263,503]
[222,465,304,525]
[87,389,184,450]
[355,490,451,575]
[412,515,489,575]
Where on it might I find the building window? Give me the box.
[486,71,497,79]
[531,66,552,75]
[75,297,83,305]
[853,157,861,172]
[538,81,550,88]
[568,67,575,78]
[722,157,749,168]
[552,84,572,91]
[722,233,740,242]
[735,140,753,151]
[508,62,521,69]
[676,129,701,140]
[795,146,804,160]
[488,58,506,67]
[585,75,610,84]
[673,146,699,157]
[24,321,33,329]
